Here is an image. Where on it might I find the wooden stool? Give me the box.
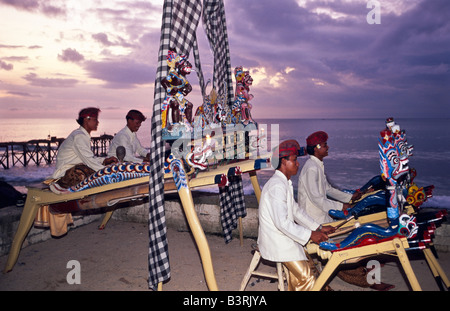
[240,244,288,291]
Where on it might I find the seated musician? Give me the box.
[258,139,335,291]
[298,131,361,224]
[107,109,150,163]
[298,131,394,291]
[51,107,118,190]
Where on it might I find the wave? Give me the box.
[422,196,450,210]
[1,165,54,187]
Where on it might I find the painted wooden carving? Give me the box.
[161,50,194,140]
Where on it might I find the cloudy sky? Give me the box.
[0,0,449,120]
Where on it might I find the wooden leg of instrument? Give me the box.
[98,210,114,230]
[394,238,422,291]
[423,247,450,289]
[243,171,262,248]
[423,247,440,284]
[311,254,342,291]
[249,171,261,204]
[178,184,219,291]
[239,217,244,247]
[4,194,41,273]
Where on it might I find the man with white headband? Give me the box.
[52,107,118,189]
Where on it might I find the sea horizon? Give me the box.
[1,116,448,144]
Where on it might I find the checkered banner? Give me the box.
[203,0,234,106]
[147,0,172,291]
[148,0,232,290]
[147,0,203,290]
[219,176,247,244]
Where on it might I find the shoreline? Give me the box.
[1,185,449,292]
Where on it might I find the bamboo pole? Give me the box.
[423,248,450,289]
[394,238,422,290]
[4,189,41,272]
[177,181,219,291]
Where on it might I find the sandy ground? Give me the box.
[0,218,449,293]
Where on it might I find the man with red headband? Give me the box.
[298,131,394,291]
[258,139,335,291]
[51,107,118,189]
[297,131,361,223]
[108,109,150,162]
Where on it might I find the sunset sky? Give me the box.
[1,0,449,120]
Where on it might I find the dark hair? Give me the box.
[306,145,315,155]
[77,107,100,125]
[275,156,288,170]
[126,109,146,121]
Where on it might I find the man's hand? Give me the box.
[351,189,363,202]
[319,225,336,235]
[103,156,118,165]
[343,203,354,211]
[310,230,328,244]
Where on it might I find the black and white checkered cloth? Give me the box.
[219,175,247,244]
[148,0,233,289]
[203,0,244,243]
[202,0,234,107]
[148,0,203,290]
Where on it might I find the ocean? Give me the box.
[1,117,449,210]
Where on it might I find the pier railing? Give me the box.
[0,134,113,169]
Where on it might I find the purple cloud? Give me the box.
[92,33,134,48]
[1,0,448,119]
[0,0,66,17]
[83,58,155,89]
[0,44,23,49]
[58,48,85,63]
[7,91,39,97]
[92,33,114,47]
[23,72,78,87]
[223,0,450,118]
[0,60,13,70]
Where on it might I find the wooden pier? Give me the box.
[0,134,113,169]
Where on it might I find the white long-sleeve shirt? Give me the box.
[108,126,149,162]
[258,170,320,262]
[298,155,352,224]
[52,126,105,179]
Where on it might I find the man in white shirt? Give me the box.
[298,131,394,290]
[108,110,150,163]
[258,139,335,291]
[52,107,118,189]
[298,131,361,224]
